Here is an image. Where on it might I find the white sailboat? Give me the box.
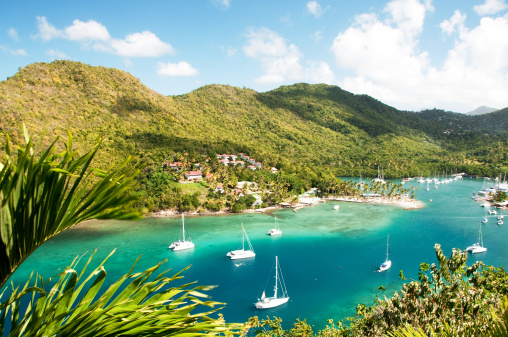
[378,235,391,272]
[482,208,488,223]
[466,222,487,253]
[255,256,289,309]
[169,214,195,251]
[227,224,255,259]
[267,216,282,236]
[373,166,386,184]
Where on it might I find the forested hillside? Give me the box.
[1,60,507,179]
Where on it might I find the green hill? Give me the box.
[1,61,507,179]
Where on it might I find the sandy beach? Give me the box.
[151,196,423,217]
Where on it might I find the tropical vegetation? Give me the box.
[0,130,241,336]
[1,61,507,213]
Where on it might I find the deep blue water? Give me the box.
[3,178,505,330]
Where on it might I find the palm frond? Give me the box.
[0,250,243,337]
[0,127,143,287]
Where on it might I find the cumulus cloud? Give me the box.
[330,0,508,112]
[474,0,508,16]
[243,27,334,84]
[34,16,173,58]
[307,1,327,18]
[35,16,62,41]
[64,19,110,41]
[108,31,174,57]
[440,10,467,35]
[157,61,199,77]
[0,45,27,56]
[8,28,19,41]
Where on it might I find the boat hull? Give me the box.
[268,229,282,236]
[378,260,391,272]
[227,250,255,259]
[169,241,195,251]
[255,296,289,309]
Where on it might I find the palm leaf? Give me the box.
[0,126,143,287]
[1,250,243,337]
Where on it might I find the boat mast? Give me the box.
[479,223,483,247]
[182,213,185,241]
[274,256,279,299]
[386,235,390,261]
[242,224,245,250]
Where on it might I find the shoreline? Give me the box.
[151,196,424,218]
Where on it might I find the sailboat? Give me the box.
[378,235,391,272]
[466,222,487,253]
[169,214,195,251]
[227,224,255,259]
[255,256,289,309]
[373,166,386,184]
[482,208,489,223]
[267,216,282,236]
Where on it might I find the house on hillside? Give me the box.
[218,159,229,166]
[254,162,262,168]
[247,165,257,170]
[184,171,203,181]
[169,162,183,171]
[230,160,245,167]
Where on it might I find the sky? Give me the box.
[1,0,508,113]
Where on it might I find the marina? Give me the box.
[3,178,508,329]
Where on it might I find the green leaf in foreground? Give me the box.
[0,250,243,337]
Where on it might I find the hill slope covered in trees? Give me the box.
[1,60,507,179]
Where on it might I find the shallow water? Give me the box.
[4,178,505,329]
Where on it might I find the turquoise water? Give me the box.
[4,178,506,329]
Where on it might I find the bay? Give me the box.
[4,178,506,329]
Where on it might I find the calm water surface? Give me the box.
[5,178,506,329]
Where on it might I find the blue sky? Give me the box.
[1,0,508,113]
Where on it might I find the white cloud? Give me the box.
[108,31,174,57]
[307,1,326,18]
[157,61,199,77]
[474,0,508,16]
[243,27,334,84]
[64,19,110,41]
[35,16,62,41]
[330,0,508,112]
[8,28,19,41]
[0,45,27,56]
[34,17,173,58]
[440,10,467,35]
[47,49,69,60]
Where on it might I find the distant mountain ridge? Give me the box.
[466,106,498,115]
[0,60,507,177]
